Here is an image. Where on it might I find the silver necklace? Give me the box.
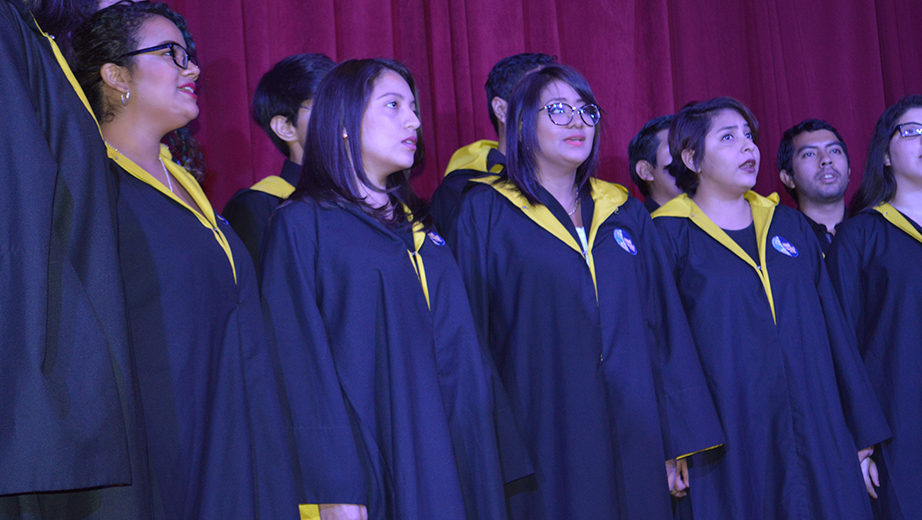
[158,157,175,193]
[106,141,174,193]
[567,189,581,216]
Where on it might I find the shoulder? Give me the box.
[268,198,320,232]
[444,139,499,175]
[772,203,812,230]
[833,211,883,244]
[459,180,503,207]
[224,187,278,211]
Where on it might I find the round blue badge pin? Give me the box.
[428,231,446,246]
[613,229,637,255]
[771,236,798,258]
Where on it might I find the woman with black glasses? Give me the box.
[447,64,722,520]
[826,95,922,520]
[72,3,297,517]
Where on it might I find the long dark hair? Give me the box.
[668,97,760,196]
[850,95,922,214]
[294,58,430,231]
[72,1,206,180]
[504,64,601,205]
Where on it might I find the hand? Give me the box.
[319,504,368,520]
[858,447,879,499]
[666,458,689,497]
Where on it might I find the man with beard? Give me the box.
[778,119,851,253]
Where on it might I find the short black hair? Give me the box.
[777,118,849,202]
[668,97,760,196]
[252,54,336,157]
[485,53,556,133]
[627,115,674,198]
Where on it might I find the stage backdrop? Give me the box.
[166,0,920,211]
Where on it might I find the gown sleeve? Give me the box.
[639,212,724,460]
[259,204,368,505]
[823,221,891,450]
[446,188,537,490]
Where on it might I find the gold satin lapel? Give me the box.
[250,175,296,199]
[473,177,629,302]
[34,16,102,133]
[444,139,498,176]
[471,177,582,254]
[654,192,778,324]
[403,206,431,309]
[107,144,238,283]
[874,203,922,245]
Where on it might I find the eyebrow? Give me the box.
[376,92,406,100]
[795,142,845,154]
[715,124,751,133]
[153,40,184,48]
[544,97,586,105]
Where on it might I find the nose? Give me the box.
[567,110,585,128]
[818,149,832,166]
[182,61,201,81]
[741,138,754,153]
[405,109,421,130]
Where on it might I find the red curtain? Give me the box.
[166,0,921,210]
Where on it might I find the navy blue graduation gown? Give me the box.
[446,177,722,520]
[109,148,298,520]
[0,0,134,505]
[223,159,300,271]
[259,198,507,520]
[430,140,505,234]
[653,192,890,520]
[826,205,922,520]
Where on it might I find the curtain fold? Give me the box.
[166,0,916,210]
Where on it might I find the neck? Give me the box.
[890,180,922,220]
[496,123,507,155]
[288,144,304,166]
[650,187,680,208]
[693,186,752,230]
[537,168,578,209]
[358,174,391,211]
[101,115,166,166]
[798,198,846,234]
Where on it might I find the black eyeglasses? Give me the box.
[540,102,602,127]
[121,42,196,70]
[894,122,922,138]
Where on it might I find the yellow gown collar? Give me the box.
[873,202,922,245]
[472,176,629,301]
[653,191,781,324]
[107,144,238,284]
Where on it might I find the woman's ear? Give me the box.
[681,149,697,172]
[100,62,130,93]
